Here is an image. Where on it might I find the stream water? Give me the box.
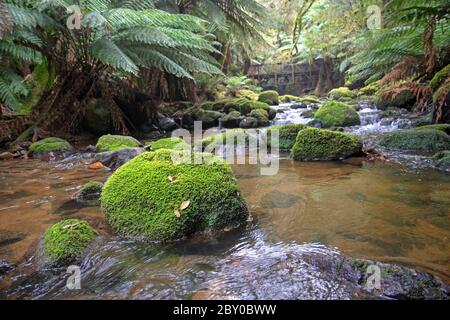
[0,102,449,299]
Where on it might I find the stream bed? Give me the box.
[0,102,449,299]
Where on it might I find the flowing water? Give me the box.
[0,102,449,299]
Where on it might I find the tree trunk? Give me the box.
[423,16,438,75]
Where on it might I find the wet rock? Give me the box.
[0,152,14,160]
[239,117,258,129]
[81,145,97,153]
[74,181,103,206]
[291,102,307,109]
[0,260,14,279]
[28,137,75,160]
[157,113,178,131]
[219,111,242,128]
[94,147,145,170]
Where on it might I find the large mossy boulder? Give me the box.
[146,137,190,151]
[96,134,141,152]
[314,101,361,127]
[237,89,259,100]
[249,109,270,126]
[268,124,307,151]
[29,137,74,157]
[279,95,301,103]
[100,150,249,241]
[258,90,279,105]
[192,108,223,128]
[380,129,450,155]
[374,89,416,110]
[220,111,242,128]
[328,87,357,100]
[250,101,277,120]
[201,129,253,150]
[291,128,363,161]
[43,219,96,265]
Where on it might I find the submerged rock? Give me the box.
[28,137,74,159]
[74,181,103,206]
[95,134,142,152]
[42,219,96,266]
[94,147,145,170]
[100,149,249,241]
[291,128,363,161]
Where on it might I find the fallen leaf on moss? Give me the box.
[175,210,181,218]
[168,175,176,182]
[180,200,190,210]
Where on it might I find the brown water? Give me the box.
[0,155,449,299]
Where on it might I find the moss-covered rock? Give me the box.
[146,137,190,151]
[414,124,450,135]
[299,95,320,104]
[249,101,277,120]
[96,134,141,152]
[220,111,242,128]
[192,108,223,128]
[328,87,357,100]
[201,129,253,150]
[380,129,450,155]
[239,117,259,129]
[29,137,74,157]
[100,150,249,241]
[280,95,301,103]
[258,90,279,105]
[314,101,360,127]
[374,89,416,110]
[302,109,316,118]
[237,89,259,100]
[249,109,270,126]
[430,64,450,91]
[433,151,450,169]
[359,81,382,96]
[432,81,450,104]
[291,128,363,161]
[43,219,96,265]
[268,124,307,151]
[74,181,103,206]
[224,98,253,115]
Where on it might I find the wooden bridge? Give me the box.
[247,59,342,95]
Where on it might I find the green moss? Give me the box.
[201,129,253,149]
[302,109,316,118]
[249,109,270,126]
[43,219,96,265]
[279,95,301,103]
[29,137,73,155]
[192,108,222,126]
[374,89,416,110]
[432,81,450,104]
[414,124,450,135]
[430,64,450,91]
[80,181,103,194]
[237,89,259,100]
[380,129,450,155]
[96,134,141,152]
[314,100,360,127]
[249,101,277,120]
[220,111,242,128]
[224,98,253,115]
[267,124,307,151]
[100,150,249,240]
[291,128,362,161]
[359,81,382,96]
[433,151,450,168]
[258,90,279,105]
[298,95,320,104]
[328,87,357,100]
[147,137,190,151]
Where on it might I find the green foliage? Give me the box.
[268,124,307,151]
[380,129,450,155]
[430,65,450,91]
[359,81,382,96]
[96,134,141,152]
[433,81,450,104]
[43,219,96,265]
[249,108,270,126]
[100,150,249,240]
[146,137,190,151]
[29,137,73,155]
[433,151,450,168]
[314,101,360,127]
[258,90,279,105]
[291,128,363,161]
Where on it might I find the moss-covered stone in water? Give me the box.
[314,101,360,127]
[220,111,242,128]
[75,181,103,205]
[29,137,73,156]
[237,89,259,100]
[328,87,357,100]
[249,109,270,126]
[374,89,416,110]
[380,129,450,155]
[279,95,301,103]
[201,129,253,150]
[430,64,450,91]
[258,90,279,105]
[249,101,277,120]
[268,124,307,151]
[43,219,96,265]
[96,134,141,152]
[299,95,320,104]
[146,137,190,151]
[291,128,363,161]
[433,151,450,168]
[414,124,450,135]
[100,150,249,240]
[192,108,223,127]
